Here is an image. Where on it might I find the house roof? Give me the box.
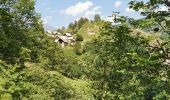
[58,36,68,43]
[65,33,72,37]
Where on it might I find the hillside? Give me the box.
[0,61,95,99]
[77,21,105,44]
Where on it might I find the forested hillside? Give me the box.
[0,0,170,99]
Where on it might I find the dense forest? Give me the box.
[0,0,170,99]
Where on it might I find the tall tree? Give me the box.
[82,23,170,99]
[94,14,101,22]
[81,7,170,99]
[77,17,89,29]
[0,0,44,64]
[68,22,76,30]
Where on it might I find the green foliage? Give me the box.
[77,17,89,30]
[74,42,82,55]
[67,17,89,34]
[0,61,88,99]
[76,21,105,46]
[81,22,170,99]
[0,0,44,64]
[56,27,65,34]
[76,34,84,41]
[1,0,170,99]
[50,50,84,78]
[94,14,101,22]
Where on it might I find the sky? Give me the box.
[35,0,143,29]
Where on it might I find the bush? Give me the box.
[74,42,82,55]
[76,34,84,41]
[0,62,77,99]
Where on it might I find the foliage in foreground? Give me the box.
[0,61,94,100]
[80,0,170,99]
[81,23,170,99]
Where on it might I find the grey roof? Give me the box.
[57,36,68,43]
[65,33,72,37]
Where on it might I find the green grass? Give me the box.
[76,22,102,46]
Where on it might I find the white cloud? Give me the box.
[114,1,122,8]
[125,8,135,13]
[93,6,101,11]
[42,16,53,24]
[61,1,93,16]
[84,6,101,18]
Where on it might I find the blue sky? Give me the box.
[35,0,143,28]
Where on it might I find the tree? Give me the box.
[81,10,170,99]
[82,21,170,100]
[94,14,101,22]
[0,0,44,64]
[67,17,89,34]
[77,17,89,30]
[0,61,79,99]
[76,34,84,41]
[129,0,170,35]
[74,42,82,55]
[56,26,66,34]
[68,22,76,31]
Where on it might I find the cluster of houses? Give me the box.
[46,27,96,48]
[47,31,75,48]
